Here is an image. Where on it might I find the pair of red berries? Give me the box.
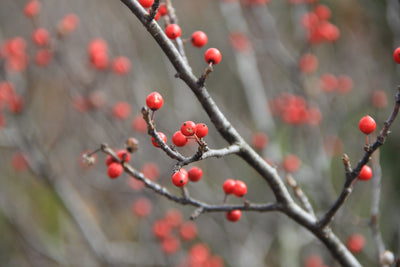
[222,179,247,197]
[106,150,130,179]
[172,121,209,147]
[171,166,203,187]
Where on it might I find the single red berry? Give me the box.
[32,28,50,47]
[222,179,236,194]
[107,162,123,179]
[393,47,400,64]
[204,48,222,65]
[112,56,131,75]
[165,24,182,40]
[195,123,208,138]
[152,219,172,239]
[146,91,164,110]
[161,236,180,255]
[164,209,183,227]
[298,53,318,74]
[191,31,208,48]
[181,121,196,136]
[226,210,241,222]
[189,243,210,264]
[141,162,160,180]
[346,233,366,254]
[158,4,168,16]
[358,115,376,135]
[59,13,79,35]
[112,101,131,119]
[132,197,152,217]
[313,4,332,21]
[138,0,154,8]
[188,167,203,182]
[151,132,167,147]
[24,0,40,18]
[283,154,301,173]
[358,165,373,181]
[304,254,323,267]
[132,114,147,132]
[337,75,353,94]
[11,152,29,172]
[35,49,52,66]
[319,73,338,93]
[172,131,188,147]
[179,221,198,241]
[116,149,131,162]
[372,90,388,109]
[251,132,269,150]
[233,180,247,197]
[105,155,114,166]
[171,169,189,187]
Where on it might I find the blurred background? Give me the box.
[0,0,400,266]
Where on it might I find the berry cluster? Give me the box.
[222,179,249,222]
[319,74,353,94]
[269,93,322,126]
[171,166,204,187]
[171,121,209,147]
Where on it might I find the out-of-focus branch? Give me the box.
[318,88,400,229]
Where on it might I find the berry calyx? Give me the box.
[181,121,196,136]
[359,115,376,135]
[191,31,208,48]
[195,123,208,138]
[151,132,167,147]
[107,162,123,179]
[172,131,188,147]
[138,0,154,8]
[358,165,373,181]
[222,179,236,194]
[146,92,164,111]
[226,210,241,222]
[233,180,247,197]
[165,24,182,40]
[393,47,400,64]
[204,48,222,65]
[171,169,189,187]
[188,167,203,182]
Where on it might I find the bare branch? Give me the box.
[286,174,315,217]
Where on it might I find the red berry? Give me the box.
[112,101,131,119]
[59,14,79,35]
[191,31,208,48]
[138,0,154,8]
[171,169,189,187]
[132,114,147,132]
[319,73,338,93]
[107,162,123,179]
[181,121,196,136]
[304,254,323,267]
[283,154,301,173]
[112,56,131,75]
[165,24,182,40]
[152,219,172,239]
[172,131,188,147]
[226,210,241,222]
[195,123,208,138]
[158,4,168,16]
[223,179,236,194]
[32,28,49,47]
[372,90,388,109]
[141,162,160,180]
[337,75,353,94]
[11,152,29,172]
[35,49,52,66]
[346,233,365,254]
[132,197,152,217]
[251,132,269,150]
[204,48,222,65]
[189,243,210,264]
[146,91,164,110]
[313,4,332,21]
[233,180,247,197]
[117,149,131,162]
[179,221,198,241]
[24,0,40,18]
[358,165,373,181]
[298,53,318,74]
[358,115,376,135]
[151,132,167,147]
[393,47,400,64]
[164,209,183,227]
[161,236,180,255]
[188,167,203,182]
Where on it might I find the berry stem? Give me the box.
[151,110,156,121]
[86,147,101,156]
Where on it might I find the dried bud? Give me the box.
[380,250,395,265]
[81,153,96,167]
[126,137,139,153]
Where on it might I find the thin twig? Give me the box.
[286,174,315,217]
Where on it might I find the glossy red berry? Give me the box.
[359,115,376,135]
[151,132,167,147]
[233,180,247,197]
[346,233,365,254]
[146,91,164,111]
[181,121,197,136]
[165,24,182,40]
[107,162,123,179]
[117,149,131,162]
[226,210,241,222]
[393,47,400,64]
[191,31,208,48]
[358,165,373,181]
[138,0,154,8]
[172,131,188,147]
[188,167,203,182]
[204,48,222,65]
[195,123,208,138]
[223,179,236,194]
[171,169,189,187]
